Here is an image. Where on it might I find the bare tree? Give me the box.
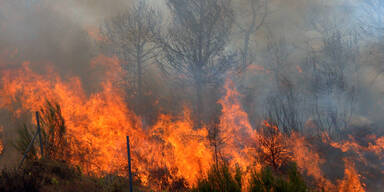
[258,121,290,170]
[263,35,304,134]
[236,0,268,72]
[157,0,235,120]
[359,0,384,87]
[101,1,160,100]
[307,31,359,137]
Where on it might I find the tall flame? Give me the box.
[0,55,378,191]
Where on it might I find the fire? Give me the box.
[218,79,259,171]
[246,64,271,73]
[0,59,144,174]
[296,65,303,73]
[148,110,212,185]
[0,126,3,155]
[0,55,213,188]
[86,26,106,42]
[337,159,366,192]
[0,54,380,191]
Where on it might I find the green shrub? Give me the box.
[249,163,308,192]
[14,100,69,162]
[192,162,242,192]
[13,124,38,160]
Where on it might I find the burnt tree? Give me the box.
[157,0,235,122]
[236,0,268,72]
[101,1,160,101]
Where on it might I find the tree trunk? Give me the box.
[137,48,143,99]
[196,81,204,127]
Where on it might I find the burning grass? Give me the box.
[0,58,381,191]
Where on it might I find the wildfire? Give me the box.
[86,26,106,42]
[218,79,259,171]
[338,159,366,192]
[0,126,3,155]
[0,54,379,191]
[0,55,213,188]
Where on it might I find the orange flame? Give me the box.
[338,159,366,192]
[0,54,379,191]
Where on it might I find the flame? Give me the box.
[338,159,366,192]
[218,79,259,171]
[86,26,106,42]
[0,126,3,155]
[296,65,303,73]
[288,133,335,190]
[247,64,271,73]
[0,55,213,188]
[0,54,380,191]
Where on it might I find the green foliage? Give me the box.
[249,163,308,192]
[14,100,68,162]
[192,162,242,192]
[13,124,38,160]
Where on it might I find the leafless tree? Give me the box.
[263,35,304,134]
[236,0,268,72]
[157,0,235,120]
[359,0,384,87]
[101,1,160,99]
[258,121,290,170]
[302,4,360,137]
[307,31,359,137]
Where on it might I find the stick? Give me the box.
[36,111,44,158]
[18,128,39,168]
[127,136,133,192]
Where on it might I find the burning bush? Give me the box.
[14,100,69,161]
[258,121,290,170]
[39,100,68,160]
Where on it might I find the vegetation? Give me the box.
[14,100,68,161]
[192,162,242,192]
[192,162,309,192]
[0,159,146,192]
[249,163,308,192]
[13,124,38,160]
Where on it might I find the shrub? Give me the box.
[249,163,308,192]
[13,124,38,160]
[14,100,69,162]
[192,162,242,192]
[39,100,68,160]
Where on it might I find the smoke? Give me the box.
[0,0,379,133]
[0,0,384,190]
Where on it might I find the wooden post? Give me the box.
[127,136,133,192]
[36,111,44,158]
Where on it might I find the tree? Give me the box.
[306,30,359,137]
[264,35,304,134]
[359,0,384,87]
[157,0,235,121]
[235,0,268,72]
[101,1,160,100]
[258,121,290,170]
